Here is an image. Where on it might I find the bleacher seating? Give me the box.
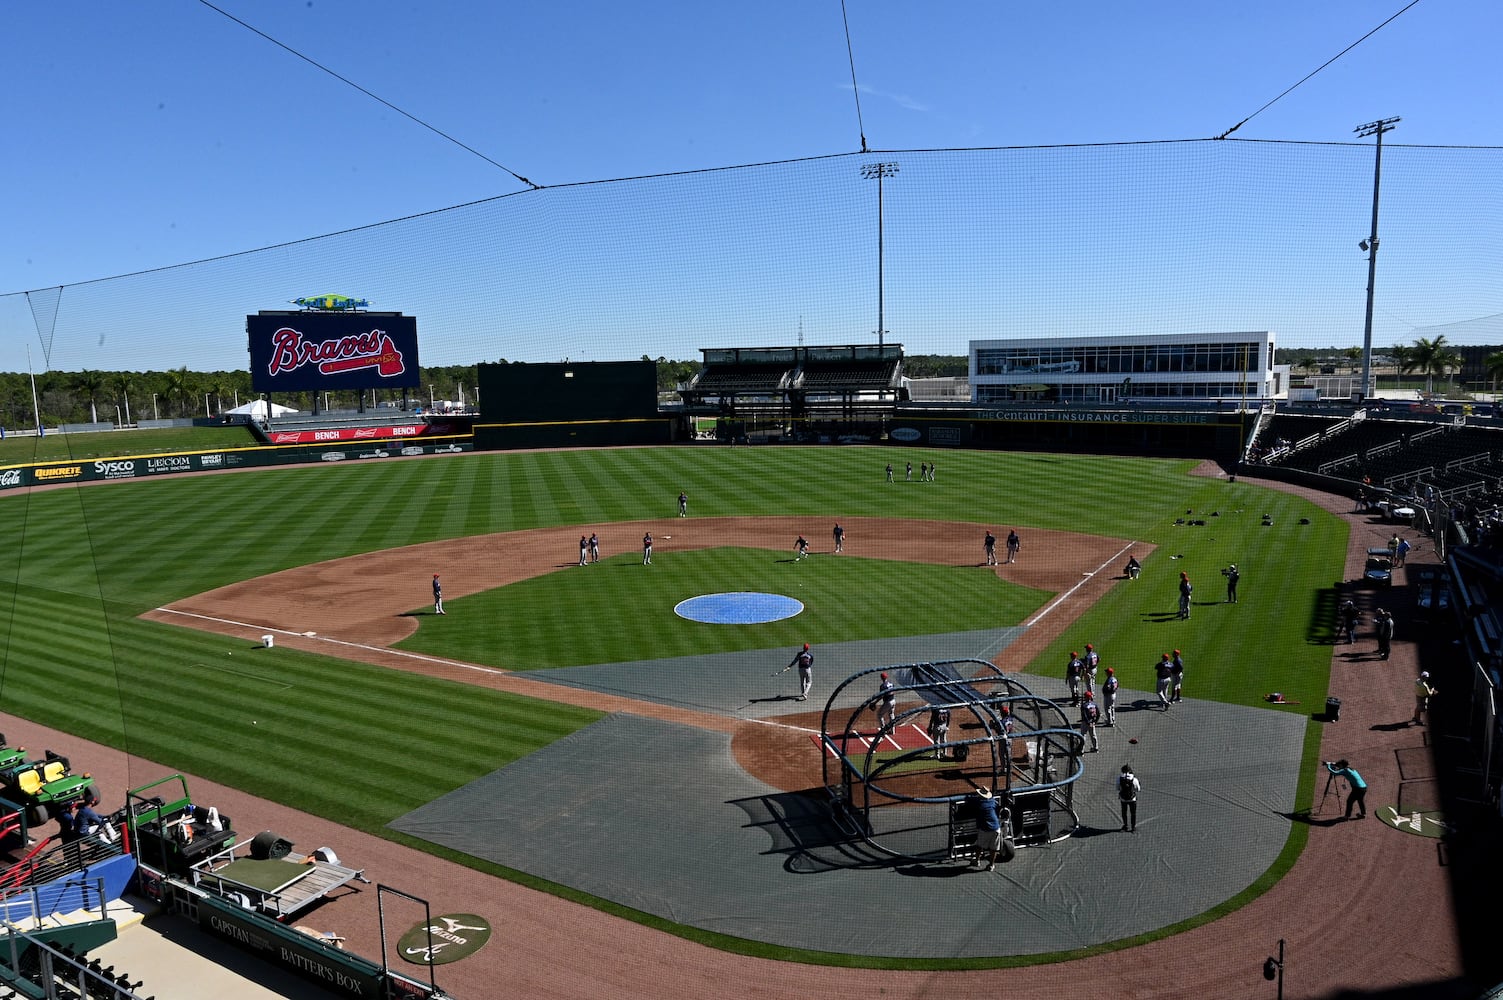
[689,364,791,394]
[798,360,900,392]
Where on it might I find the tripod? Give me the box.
[1318,770,1340,816]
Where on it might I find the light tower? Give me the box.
[861,161,899,349]
[1356,117,1399,401]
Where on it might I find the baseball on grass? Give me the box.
[252,721,258,725]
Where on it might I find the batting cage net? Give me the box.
[819,659,1084,863]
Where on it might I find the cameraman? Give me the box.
[1222,564,1240,603]
[1323,759,1368,820]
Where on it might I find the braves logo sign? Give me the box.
[267,326,407,379]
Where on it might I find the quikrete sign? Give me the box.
[397,913,492,966]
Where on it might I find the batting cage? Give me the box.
[819,659,1084,864]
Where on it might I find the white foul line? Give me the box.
[154,606,827,736]
[153,607,512,677]
[1023,541,1140,629]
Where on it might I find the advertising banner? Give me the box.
[265,425,426,445]
[195,893,383,998]
[248,312,420,393]
[1,439,471,489]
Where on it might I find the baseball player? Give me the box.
[578,535,589,567]
[678,491,688,517]
[431,574,445,615]
[1101,667,1119,726]
[876,672,897,729]
[1082,643,1100,695]
[1079,692,1100,752]
[927,705,951,759]
[778,643,814,701]
[1154,653,1173,709]
[1065,651,1083,706]
[795,535,810,561]
[642,532,653,565]
[588,532,600,564]
[833,522,844,554]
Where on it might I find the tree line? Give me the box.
[0,364,481,430]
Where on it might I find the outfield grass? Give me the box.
[398,547,1052,669]
[0,444,1345,964]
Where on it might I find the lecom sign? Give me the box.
[247,312,420,393]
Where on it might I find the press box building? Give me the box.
[969,331,1283,405]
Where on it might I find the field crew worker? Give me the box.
[1118,765,1140,832]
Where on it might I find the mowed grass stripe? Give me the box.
[402,547,1049,669]
[1,443,1353,967]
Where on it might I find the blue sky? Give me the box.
[3,1,1500,372]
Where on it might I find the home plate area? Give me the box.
[814,722,935,756]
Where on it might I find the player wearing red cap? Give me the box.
[1078,691,1100,752]
[1101,667,1119,725]
[782,643,814,701]
[1154,653,1173,709]
[1082,643,1100,696]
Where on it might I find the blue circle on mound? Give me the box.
[674,592,804,624]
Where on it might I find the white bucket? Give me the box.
[262,634,275,648]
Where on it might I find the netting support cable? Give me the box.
[1214,0,1423,140]
[196,0,541,190]
[840,0,869,153]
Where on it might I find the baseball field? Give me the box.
[0,443,1364,975]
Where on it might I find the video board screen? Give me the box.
[247,312,420,393]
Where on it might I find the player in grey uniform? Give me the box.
[1101,667,1119,725]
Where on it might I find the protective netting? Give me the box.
[2,141,1499,386]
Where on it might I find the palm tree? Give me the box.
[1484,351,1503,392]
[205,378,229,417]
[110,372,135,424]
[162,367,192,417]
[76,370,105,423]
[1410,335,1463,395]
[1389,344,1415,386]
